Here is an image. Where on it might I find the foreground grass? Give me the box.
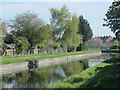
[0,50,99,65]
[52,56,120,88]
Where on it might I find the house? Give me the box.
[4,44,16,56]
[5,44,15,49]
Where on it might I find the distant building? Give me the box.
[93,36,114,43]
[91,37,103,45]
[87,36,114,49]
[106,36,113,42]
[4,44,16,56]
[5,44,15,49]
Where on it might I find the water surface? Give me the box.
[2,54,110,88]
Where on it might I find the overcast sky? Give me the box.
[1,0,115,37]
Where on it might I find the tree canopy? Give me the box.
[0,20,7,49]
[103,1,120,36]
[78,15,93,42]
[2,5,94,54]
[50,5,71,41]
[62,15,82,52]
[9,11,49,48]
[15,36,30,54]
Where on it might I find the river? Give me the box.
[2,54,110,89]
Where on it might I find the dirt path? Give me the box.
[0,52,101,75]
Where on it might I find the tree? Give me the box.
[113,40,120,49]
[62,15,82,52]
[0,20,7,49]
[15,36,30,54]
[103,1,120,38]
[40,24,53,44]
[4,34,15,44]
[78,15,93,42]
[50,5,71,41]
[40,24,55,53]
[9,11,48,50]
[37,43,45,53]
[53,43,61,53]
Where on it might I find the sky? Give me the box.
[1,0,115,37]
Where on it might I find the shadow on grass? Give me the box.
[104,57,120,64]
[82,56,120,88]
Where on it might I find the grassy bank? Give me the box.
[52,56,120,88]
[0,50,99,65]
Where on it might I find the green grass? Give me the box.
[52,56,120,88]
[0,50,99,65]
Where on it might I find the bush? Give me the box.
[76,43,87,51]
[53,43,60,50]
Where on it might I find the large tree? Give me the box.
[62,15,82,52]
[50,5,71,41]
[103,1,120,40]
[0,20,7,49]
[9,11,49,49]
[78,15,93,42]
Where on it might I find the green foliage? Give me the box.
[77,43,88,51]
[78,15,93,42]
[37,43,46,53]
[50,5,71,40]
[40,24,53,43]
[53,43,61,50]
[52,56,120,88]
[103,1,120,35]
[62,61,83,76]
[8,11,54,54]
[50,5,83,52]
[9,11,45,48]
[62,15,82,52]
[2,5,95,54]
[0,20,7,49]
[38,43,45,49]
[15,71,29,84]
[113,40,120,46]
[115,31,120,40]
[112,40,120,49]
[4,34,15,44]
[15,36,30,54]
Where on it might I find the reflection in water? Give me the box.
[2,60,85,88]
[2,55,109,88]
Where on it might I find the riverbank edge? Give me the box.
[1,50,100,65]
[52,56,120,88]
[1,52,101,75]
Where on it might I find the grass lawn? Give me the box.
[52,55,120,88]
[0,50,99,65]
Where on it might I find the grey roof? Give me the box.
[5,44,15,49]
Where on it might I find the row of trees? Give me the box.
[1,5,93,54]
